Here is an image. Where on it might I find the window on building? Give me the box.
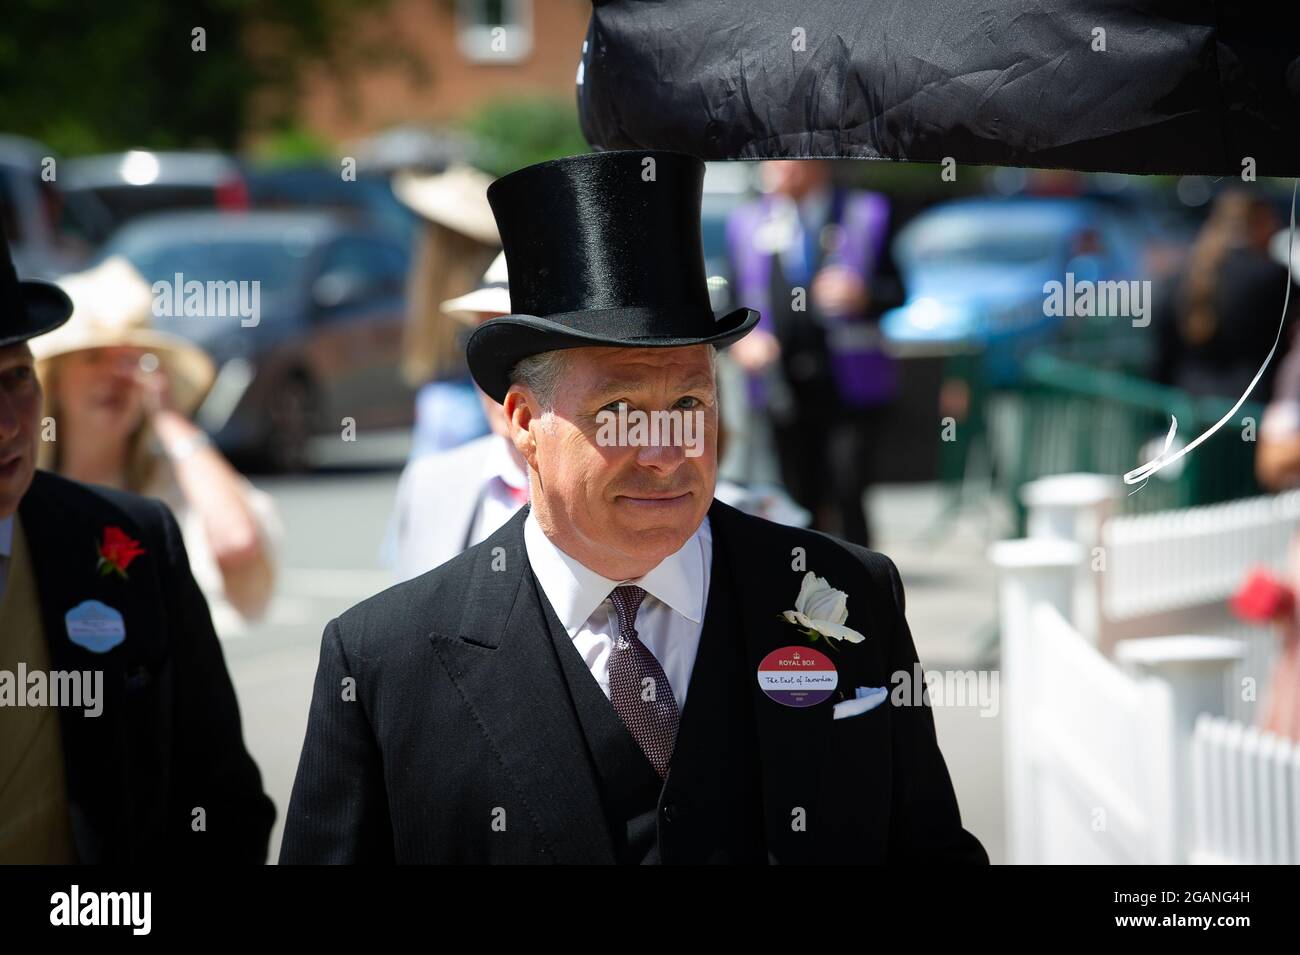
[456,0,533,64]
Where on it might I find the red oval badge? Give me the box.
[756,645,838,707]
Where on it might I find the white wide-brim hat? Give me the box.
[393,163,500,246]
[31,256,217,416]
[440,251,510,324]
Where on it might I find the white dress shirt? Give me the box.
[0,514,13,605]
[523,508,712,711]
[768,183,833,281]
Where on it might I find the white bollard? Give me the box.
[1115,636,1246,864]
[989,536,1083,865]
[1020,473,1123,646]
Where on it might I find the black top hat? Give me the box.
[466,149,758,402]
[0,227,73,348]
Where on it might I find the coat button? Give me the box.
[661,803,677,823]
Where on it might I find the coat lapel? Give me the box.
[18,471,166,863]
[712,498,900,863]
[708,498,839,863]
[426,504,616,863]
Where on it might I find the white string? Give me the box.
[1124,178,1298,487]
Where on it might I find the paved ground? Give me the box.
[870,482,1010,864]
[223,469,1009,863]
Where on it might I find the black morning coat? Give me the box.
[14,469,274,862]
[281,496,989,865]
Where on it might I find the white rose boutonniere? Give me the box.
[780,571,866,648]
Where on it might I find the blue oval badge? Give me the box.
[65,600,126,653]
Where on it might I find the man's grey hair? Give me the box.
[508,344,718,410]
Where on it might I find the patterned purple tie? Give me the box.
[607,584,680,778]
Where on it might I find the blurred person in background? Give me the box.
[713,425,812,528]
[1258,330,1300,492]
[31,257,280,634]
[392,163,501,457]
[1150,187,1297,401]
[0,231,273,862]
[387,251,529,581]
[726,159,898,547]
[1244,330,1300,742]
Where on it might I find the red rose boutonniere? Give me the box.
[96,526,146,580]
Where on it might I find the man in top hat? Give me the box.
[0,230,274,862]
[281,150,986,864]
[383,251,808,582]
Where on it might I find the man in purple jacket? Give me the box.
[727,160,898,547]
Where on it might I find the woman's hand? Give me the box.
[140,368,277,622]
[811,264,869,316]
[133,354,178,418]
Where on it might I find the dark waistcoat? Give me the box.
[533,541,768,864]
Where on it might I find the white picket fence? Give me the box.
[1192,716,1300,864]
[1101,490,1300,723]
[993,474,1300,864]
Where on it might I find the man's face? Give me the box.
[760,159,831,200]
[0,343,43,519]
[506,344,717,578]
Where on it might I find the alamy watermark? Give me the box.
[595,405,706,457]
[152,273,260,327]
[50,885,150,935]
[1043,272,1152,327]
[891,664,1000,717]
[0,665,102,717]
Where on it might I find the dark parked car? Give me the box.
[242,162,418,250]
[0,134,113,276]
[94,210,414,471]
[63,150,249,237]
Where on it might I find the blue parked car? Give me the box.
[881,196,1146,386]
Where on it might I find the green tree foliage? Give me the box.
[461,95,590,178]
[0,0,393,154]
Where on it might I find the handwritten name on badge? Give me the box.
[757,645,838,707]
[65,600,126,653]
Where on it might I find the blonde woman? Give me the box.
[32,257,280,633]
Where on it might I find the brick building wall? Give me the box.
[294,0,590,142]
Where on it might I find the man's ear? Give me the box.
[503,387,539,471]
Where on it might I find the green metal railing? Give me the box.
[930,347,1266,533]
[1006,352,1265,524]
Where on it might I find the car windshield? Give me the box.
[101,230,315,297]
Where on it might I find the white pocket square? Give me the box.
[833,686,888,720]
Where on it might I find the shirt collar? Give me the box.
[766,185,833,245]
[524,507,710,636]
[0,514,12,558]
[798,183,833,231]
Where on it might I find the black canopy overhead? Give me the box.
[576,0,1300,177]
